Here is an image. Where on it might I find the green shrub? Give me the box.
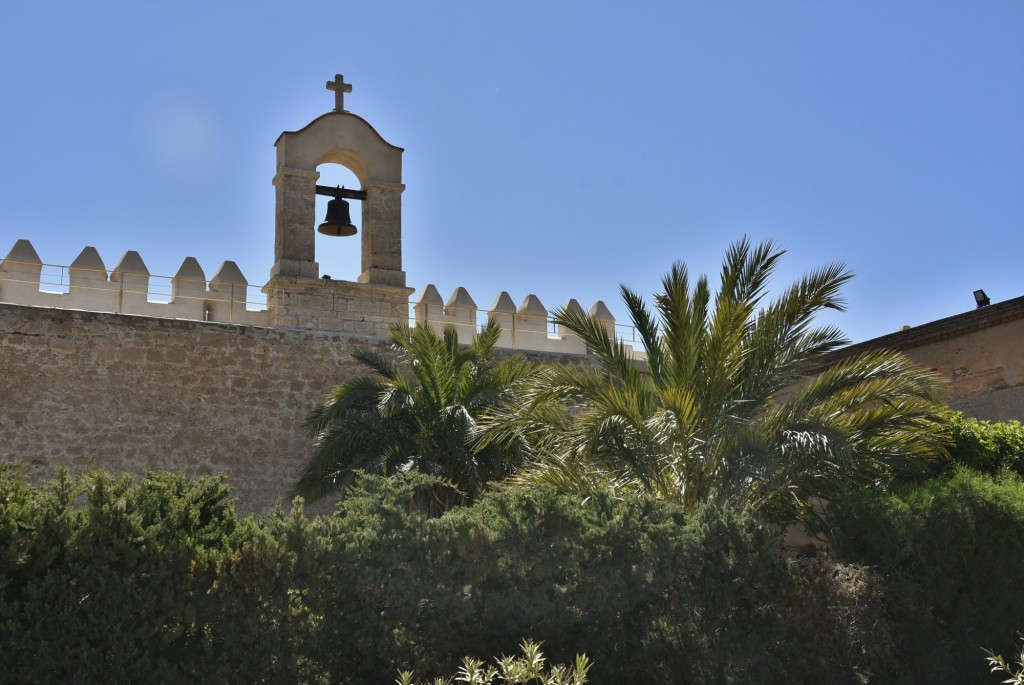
[302,473,875,685]
[948,413,1024,476]
[828,469,1024,684]
[0,466,317,683]
[0,466,896,684]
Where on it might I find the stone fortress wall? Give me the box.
[821,295,1024,424]
[0,237,621,513]
[2,239,1022,512]
[0,282,609,512]
[0,302,386,512]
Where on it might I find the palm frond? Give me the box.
[351,347,401,381]
[295,319,539,505]
[620,285,665,384]
[501,239,951,526]
[552,305,642,387]
[303,375,393,435]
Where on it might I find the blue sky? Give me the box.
[1,1,1021,343]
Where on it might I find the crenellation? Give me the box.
[590,300,617,341]
[110,250,152,313]
[414,283,623,355]
[68,247,118,312]
[172,257,209,320]
[0,240,272,328]
[514,294,549,350]
[488,291,517,347]
[444,287,478,340]
[1,239,53,306]
[209,261,257,325]
[557,299,588,355]
[414,284,444,327]
[1,239,625,356]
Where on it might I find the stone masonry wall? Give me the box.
[0,302,392,513]
[898,320,1024,422]
[3,296,1022,515]
[824,296,1024,423]
[264,275,411,337]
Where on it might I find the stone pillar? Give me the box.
[359,180,406,287]
[271,166,320,279]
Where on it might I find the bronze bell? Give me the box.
[318,196,357,237]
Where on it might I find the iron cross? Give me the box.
[326,74,352,112]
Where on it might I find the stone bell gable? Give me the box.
[266,73,412,335]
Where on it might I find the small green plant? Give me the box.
[394,640,591,685]
[985,634,1024,684]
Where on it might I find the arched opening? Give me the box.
[272,106,405,288]
[315,163,362,282]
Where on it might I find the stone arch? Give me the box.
[271,111,405,287]
[313,162,363,279]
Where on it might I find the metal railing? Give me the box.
[0,261,269,325]
[409,300,645,355]
[32,262,270,309]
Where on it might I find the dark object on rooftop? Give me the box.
[974,289,990,308]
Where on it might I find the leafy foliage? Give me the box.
[948,412,1024,476]
[395,640,592,685]
[485,238,951,524]
[13,465,1020,684]
[297,473,804,684]
[3,466,863,685]
[0,465,319,683]
[828,468,1024,684]
[985,635,1024,685]
[295,320,538,504]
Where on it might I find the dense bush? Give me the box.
[947,412,1024,476]
[828,468,1024,685]
[298,474,804,684]
[0,465,317,683]
[0,467,824,684]
[11,464,1019,684]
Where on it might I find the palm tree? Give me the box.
[484,238,950,523]
[294,319,537,504]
